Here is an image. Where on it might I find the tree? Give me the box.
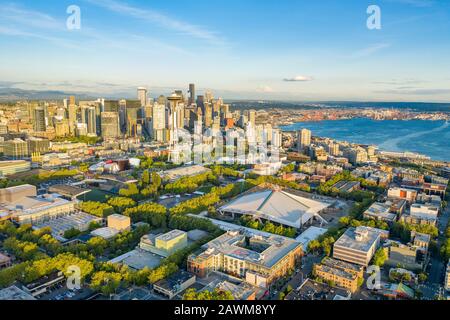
[373,248,387,267]
[183,288,234,300]
[79,201,114,218]
[418,273,427,283]
[87,236,108,256]
[90,271,123,295]
[107,197,136,213]
[141,170,150,185]
[307,240,321,253]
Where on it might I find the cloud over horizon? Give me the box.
[283,75,314,82]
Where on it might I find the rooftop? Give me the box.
[0,286,36,300]
[191,230,301,268]
[154,270,195,292]
[48,184,90,198]
[364,202,397,222]
[157,229,186,242]
[219,187,330,228]
[334,227,382,253]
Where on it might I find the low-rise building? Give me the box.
[422,183,446,199]
[410,203,440,220]
[3,193,76,225]
[0,160,31,176]
[363,201,405,223]
[187,230,302,288]
[285,279,351,300]
[0,285,36,300]
[21,271,66,297]
[332,180,361,193]
[153,270,196,299]
[140,230,188,257]
[387,187,417,203]
[333,226,385,266]
[313,263,359,293]
[107,214,131,231]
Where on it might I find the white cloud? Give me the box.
[283,75,314,82]
[256,85,274,93]
[86,0,225,45]
[349,43,390,58]
[0,4,63,30]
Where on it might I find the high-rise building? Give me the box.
[104,100,120,113]
[297,128,311,152]
[248,109,256,127]
[55,119,70,137]
[33,107,46,132]
[3,139,29,159]
[85,107,97,135]
[188,83,195,105]
[68,104,77,135]
[27,137,50,154]
[152,104,166,142]
[101,112,120,139]
[196,95,205,112]
[137,87,147,107]
[126,100,141,137]
[204,104,213,128]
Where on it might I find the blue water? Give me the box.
[281,119,450,161]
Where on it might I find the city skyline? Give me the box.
[1,0,450,102]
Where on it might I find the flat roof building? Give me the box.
[140,229,188,257]
[160,165,211,182]
[0,160,31,177]
[187,230,302,288]
[363,201,399,223]
[153,271,196,299]
[0,286,36,300]
[0,184,36,203]
[333,226,384,266]
[107,214,131,231]
[2,193,76,225]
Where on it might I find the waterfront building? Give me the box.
[297,128,311,153]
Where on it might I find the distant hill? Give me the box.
[0,87,96,101]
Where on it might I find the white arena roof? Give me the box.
[219,188,330,228]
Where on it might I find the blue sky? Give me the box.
[1,0,450,101]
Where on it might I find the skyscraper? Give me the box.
[152,104,166,142]
[249,109,256,126]
[68,104,77,135]
[101,112,120,139]
[188,83,195,105]
[85,107,97,135]
[33,107,46,132]
[297,128,311,153]
[137,87,147,107]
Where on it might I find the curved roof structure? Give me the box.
[219,188,330,228]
